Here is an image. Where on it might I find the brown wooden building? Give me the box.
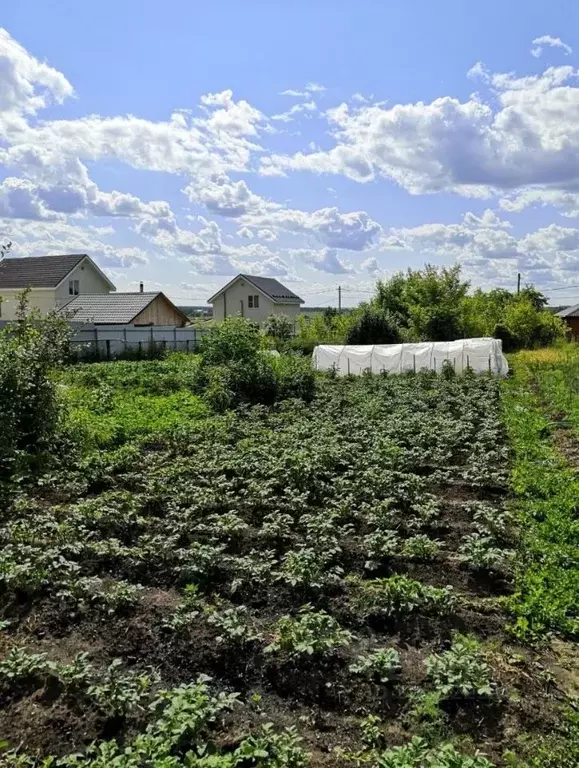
[60,292,189,327]
[556,304,579,340]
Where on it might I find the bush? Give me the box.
[0,294,73,492]
[198,357,278,411]
[493,323,520,353]
[199,317,261,366]
[194,317,316,411]
[346,307,401,345]
[289,337,317,356]
[272,355,316,402]
[264,314,294,348]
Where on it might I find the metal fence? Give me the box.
[67,324,210,359]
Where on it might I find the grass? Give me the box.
[59,356,208,448]
[0,357,577,766]
[502,361,579,641]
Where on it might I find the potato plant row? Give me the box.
[0,366,573,766]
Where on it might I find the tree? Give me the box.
[375,265,469,342]
[345,306,401,345]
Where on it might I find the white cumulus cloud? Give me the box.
[531,35,573,58]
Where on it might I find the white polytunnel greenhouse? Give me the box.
[312,338,509,377]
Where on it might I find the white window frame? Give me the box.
[69,279,79,296]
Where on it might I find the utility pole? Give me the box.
[338,285,342,314]
[517,273,521,294]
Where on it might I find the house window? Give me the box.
[248,294,259,309]
[69,279,79,295]
[248,295,253,309]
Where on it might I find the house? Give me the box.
[556,304,579,339]
[60,291,189,327]
[0,253,115,320]
[208,274,304,325]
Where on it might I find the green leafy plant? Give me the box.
[349,648,401,683]
[0,647,52,683]
[265,605,354,657]
[457,533,507,570]
[426,634,495,699]
[234,723,309,767]
[87,659,156,715]
[401,534,441,561]
[359,714,384,749]
[57,652,95,692]
[204,603,262,645]
[349,575,455,619]
[376,736,494,768]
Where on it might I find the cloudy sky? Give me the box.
[2,1,579,306]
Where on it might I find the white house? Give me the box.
[0,253,115,320]
[208,274,304,325]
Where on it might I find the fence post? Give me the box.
[434,357,436,372]
[94,327,99,360]
[488,354,491,375]
[174,327,177,351]
[413,354,416,373]
[123,327,127,349]
[466,355,470,370]
[453,357,456,371]
[138,341,142,358]
[347,357,351,375]
[186,339,190,353]
[106,339,111,360]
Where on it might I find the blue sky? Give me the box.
[2,1,579,306]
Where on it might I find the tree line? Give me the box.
[291,265,564,352]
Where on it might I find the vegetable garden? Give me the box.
[0,321,578,766]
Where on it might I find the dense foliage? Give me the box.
[0,294,73,497]
[0,342,576,766]
[295,266,564,349]
[197,317,315,409]
[503,346,579,641]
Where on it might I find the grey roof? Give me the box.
[556,304,579,318]
[209,274,304,304]
[60,292,176,324]
[0,254,87,288]
[241,275,303,302]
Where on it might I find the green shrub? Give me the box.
[264,314,295,348]
[493,323,520,353]
[0,294,73,492]
[272,355,316,402]
[289,337,317,356]
[200,317,261,366]
[346,306,401,345]
[376,737,494,767]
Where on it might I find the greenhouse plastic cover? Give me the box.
[312,338,509,377]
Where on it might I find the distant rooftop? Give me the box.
[60,292,172,324]
[0,254,87,289]
[209,274,304,304]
